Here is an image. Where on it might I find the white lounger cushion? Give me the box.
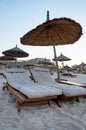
[45,83,86,96]
[19,85,61,98]
[31,67,86,96]
[4,70,62,98]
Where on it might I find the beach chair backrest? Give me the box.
[30,67,55,83]
[4,68,33,89]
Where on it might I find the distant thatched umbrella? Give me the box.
[20,11,82,80]
[53,53,71,68]
[78,62,86,67]
[2,45,29,67]
[0,56,16,61]
[2,45,29,58]
[53,53,71,61]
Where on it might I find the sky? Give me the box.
[0,0,86,67]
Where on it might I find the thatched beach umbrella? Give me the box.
[20,11,82,80]
[78,62,86,67]
[0,56,16,61]
[2,45,29,67]
[53,53,71,68]
[2,45,29,58]
[53,53,71,61]
[78,62,86,72]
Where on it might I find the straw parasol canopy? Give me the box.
[2,45,29,58]
[53,53,71,68]
[78,62,86,67]
[2,45,29,68]
[20,11,82,79]
[0,56,16,61]
[53,53,71,61]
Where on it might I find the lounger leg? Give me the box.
[76,97,79,102]
[16,101,21,112]
[56,99,61,107]
[48,99,52,107]
[2,85,7,90]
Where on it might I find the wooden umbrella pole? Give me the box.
[46,11,60,80]
[53,45,60,80]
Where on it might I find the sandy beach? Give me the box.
[0,0,86,129]
[0,74,86,130]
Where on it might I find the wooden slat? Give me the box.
[58,80,86,88]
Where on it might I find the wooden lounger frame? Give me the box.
[55,80,86,102]
[3,83,59,112]
[58,94,81,102]
[57,80,86,88]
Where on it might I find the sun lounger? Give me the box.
[30,67,86,103]
[3,68,62,112]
